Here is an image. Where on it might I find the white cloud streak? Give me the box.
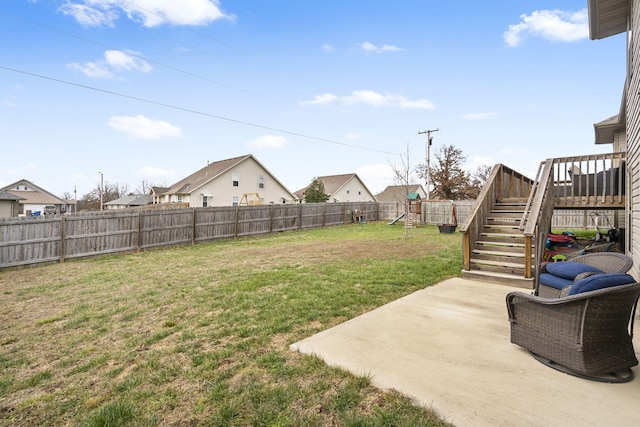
[504,9,589,47]
[300,90,434,110]
[247,134,288,149]
[67,50,152,78]
[462,112,499,120]
[108,115,182,140]
[360,42,403,53]
[60,0,234,28]
[322,44,335,53]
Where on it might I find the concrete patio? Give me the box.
[290,278,640,427]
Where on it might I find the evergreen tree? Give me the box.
[303,178,330,202]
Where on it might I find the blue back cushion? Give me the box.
[545,261,603,280]
[539,273,573,290]
[568,273,636,295]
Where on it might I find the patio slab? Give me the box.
[290,277,640,427]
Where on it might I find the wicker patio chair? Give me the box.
[507,281,640,382]
[538,252,633,298]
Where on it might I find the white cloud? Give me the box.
[108,115,182,140]
[67,61,112,78]
[504,9,588,47]
[360,42,403,53]
[346,132,363,140]
[301,90,434,109]
[462,112,500,120]
[137,166,175,179]
[60,3,118,28]
[68,50,152,78]
[104,50,153,72]
[299,93,339,106]
[60,0,234,28]
[322,44,335,53]
[247,134,288,149]
[356,163,396,194]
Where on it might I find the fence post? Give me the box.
[322,203,326,227]
[299,204,303,229]
[59,216,65,263]
[192,208,196,245]
[137,211,142,251]
[269,204,274,233]
[234,205,239,238]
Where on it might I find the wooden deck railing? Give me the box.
[520,151,626,287]
[551,152,625,208]
[459,164,534,271]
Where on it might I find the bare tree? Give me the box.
[465,164,494,198]
[136,179,153,195]
[78,181,130,211]
[389,143,416,202]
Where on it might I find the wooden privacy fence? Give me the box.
[377,200,475,225]
[0,202,377,269]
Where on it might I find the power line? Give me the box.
[0,65,397,156]
[1,11,261,98]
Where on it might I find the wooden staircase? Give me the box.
[462,197,534,288]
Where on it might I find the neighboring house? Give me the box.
[295,173,376,203]
[0,179,68,216]
[376,184,428,203]
[589,0,637,277]
[157,154,296,207]
[0,190,24,218]
[149,186,170,205]
[104,194,153,210]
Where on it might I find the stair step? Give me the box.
[472,249,530,258]
[480,232,525,239]
[470,258,524,269]
[461,270,534,289]
[476,240,526,248]
[484,223,520,229]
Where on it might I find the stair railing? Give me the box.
[460,164,534,271]
[520,159,555,288]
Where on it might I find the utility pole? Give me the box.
[99,171,104,211]
[418,128,439,200]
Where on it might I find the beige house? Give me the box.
[295,173,375,203]
[589,0,640,279]
[376,184,428,203]
[0,190,24,218]
[104,194,153,210]
[156,154,296,207]
[0,179,70,216]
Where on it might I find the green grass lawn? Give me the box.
[0,222,461,426]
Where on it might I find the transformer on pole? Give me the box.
[418,128,439,200]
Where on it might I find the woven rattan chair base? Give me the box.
[530,352,635,383]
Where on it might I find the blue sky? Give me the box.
[0,1,627,198]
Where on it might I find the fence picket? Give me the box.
[0,201,614,269]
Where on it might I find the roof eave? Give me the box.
[588,0,628,40]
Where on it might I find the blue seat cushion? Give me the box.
[539,273,573,290]
[568,273,636,295]
[545,261,603,280]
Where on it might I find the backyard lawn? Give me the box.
[0,222,461,426]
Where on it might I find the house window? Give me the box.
[258,176,265,189]
[232,174,239,187]
[358,190,361,195]
[346,188,350,194]
[202,195,208,207]
[177,194,182,203]
[232,195,238,206]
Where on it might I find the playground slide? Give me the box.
[388,213,405,225]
